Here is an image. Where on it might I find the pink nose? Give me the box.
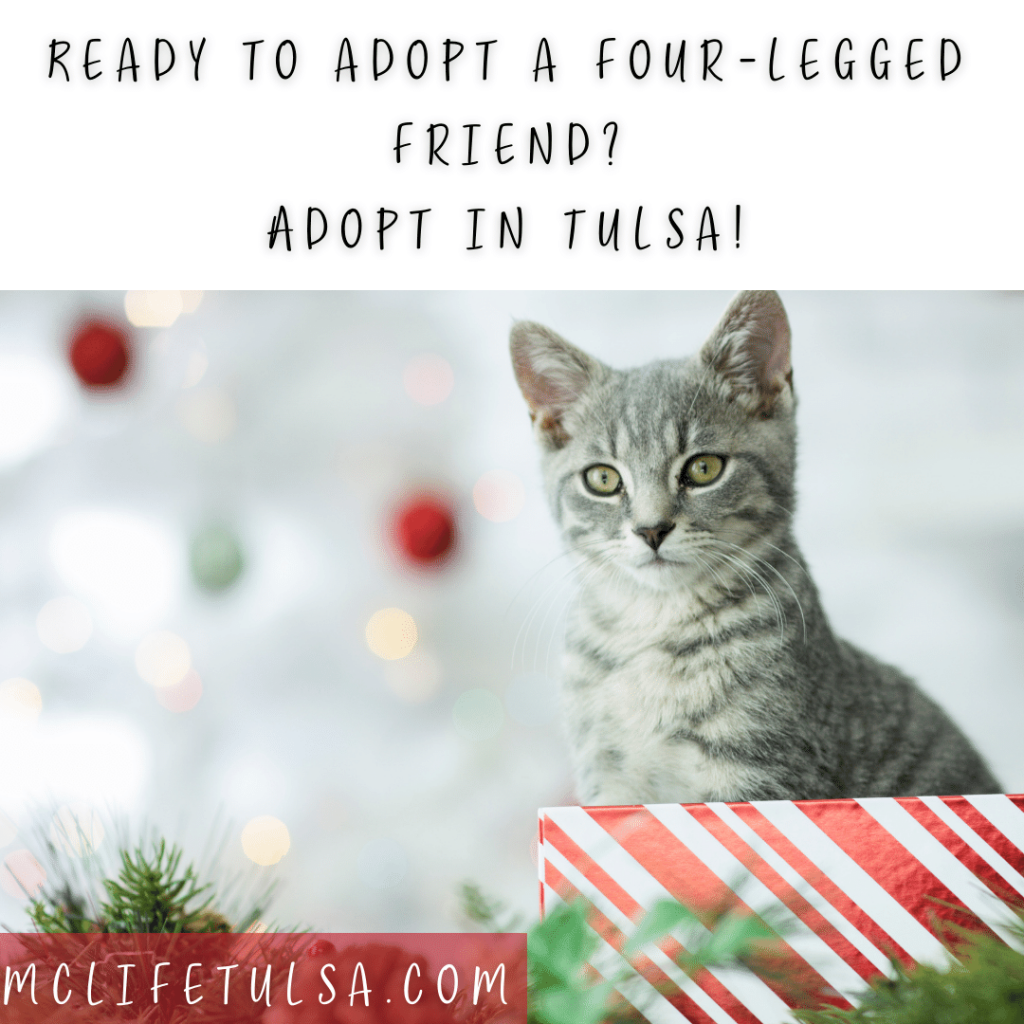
[634,522,675,551]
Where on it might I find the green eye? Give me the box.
[683,454,724,486]
[583,465,622,495]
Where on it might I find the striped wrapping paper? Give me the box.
[538,795,1024,1023]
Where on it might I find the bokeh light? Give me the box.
[472,470,526,522]
[383,650,442,703]
[49,509,181,640]
[0,354,70,469]
[36,596,93,653]
[452,688,505,741]
[178,389,237,443]
[154,668,203,712]
[241,815,291,866]
[365,608,418,660]
[357,838,408,889]
[0,849,45,900]
[403,353,454,406]
[135,631,191,689]
[0,678,42,724]
[68,321,131,389]
[50,803,105,857]
[190,524,244,592]
[124,291,183,328]
[393,496,457,566]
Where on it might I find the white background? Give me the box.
[1,0,1022,288]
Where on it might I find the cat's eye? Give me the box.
[683,454,724,486]
[583,465,622,495]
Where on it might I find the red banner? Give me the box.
[0,932,526,1023]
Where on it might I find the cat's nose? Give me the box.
[634,522,676,551]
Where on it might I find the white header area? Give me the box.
[2,1,1020,288]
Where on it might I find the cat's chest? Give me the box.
[563,613,766,802]
[560,582,785,802]
[572,641,736,733]
[565,638,758,802]
[564,602,752,726]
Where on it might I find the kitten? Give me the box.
[510,291,998,805]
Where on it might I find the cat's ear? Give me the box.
[510,321,608,446]
[700,291,793,416]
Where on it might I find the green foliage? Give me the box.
[459,880,525,932]
[27,882,95,933]
[527,898,775,1024]
[795,917,1024,1024]
[457,877,777,1024]
[30,838,235,934]
[100,839,226,932]
[528,901,615,1024]
[525,895,1024,1024]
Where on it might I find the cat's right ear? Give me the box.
[700,291,793,417]
[510,322,607,447]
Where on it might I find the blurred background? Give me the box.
[0,291,1021,932]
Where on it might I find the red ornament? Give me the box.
[393,496,457,566]
[69,320,131,388]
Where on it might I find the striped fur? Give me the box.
[511,292,998,805]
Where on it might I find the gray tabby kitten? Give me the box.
[510,291,998,805]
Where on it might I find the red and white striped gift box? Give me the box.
[538,795,1024,1023]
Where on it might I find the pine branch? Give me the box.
[98,838,221,933]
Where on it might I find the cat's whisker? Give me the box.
[510,557,587,674]
[504,535,616,624]
[708,537,808,643]
[520,565,592,675]
[685,552,746,643]
[544,554,616,678]
[532,563,592,676]
[702,544,788,642]
[716,544,802,638]
[760,539,813,583]
[694,543,766,624]
[686,357,715,416]
[727,552,790,642]
[687,551,738,607]
[502,547,579,620]
[764,496,800,522]
[518,540,616,674]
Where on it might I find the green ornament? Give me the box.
[190,523,244,592]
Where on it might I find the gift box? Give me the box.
[538,794,1024,1023]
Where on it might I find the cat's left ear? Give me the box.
[700,291,793,416]
[510,321,609,447]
